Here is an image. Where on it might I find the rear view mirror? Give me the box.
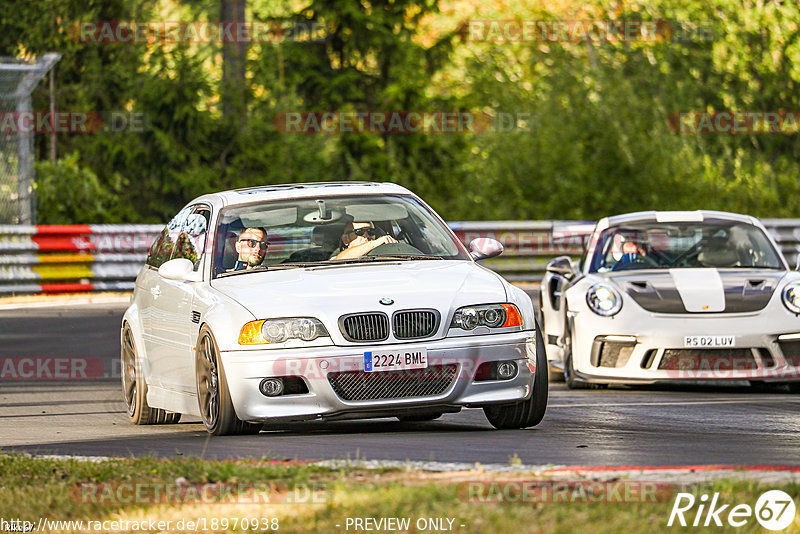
[469,238,504,260]
[546,256,575,278]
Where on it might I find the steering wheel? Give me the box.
[611,254,659,271]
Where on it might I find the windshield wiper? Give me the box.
[218,255,444,276]
[328,254,442,264]
[370,254,443,261]
[216,265,269,278]
[269,262,327,269]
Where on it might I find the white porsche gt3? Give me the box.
[541,210,800,389]
[121,182,547,434]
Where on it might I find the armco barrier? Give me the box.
[0,225,162,295]
[1,219,799,294]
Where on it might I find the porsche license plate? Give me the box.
[364,348,428,372]
[683,336,735,348]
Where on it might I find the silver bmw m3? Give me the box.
[121,182,547,434]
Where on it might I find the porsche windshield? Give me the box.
[588,221,784,273]
[212,194,469,277]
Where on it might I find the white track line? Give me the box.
[0,296,130,310]
[549,398,800,408]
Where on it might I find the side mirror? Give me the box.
[469,238,504,260]
[546,256,575,278]
[158,258,197,281]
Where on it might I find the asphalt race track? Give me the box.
[1,300,799,466]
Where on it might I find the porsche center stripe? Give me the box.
[669,268,725,312]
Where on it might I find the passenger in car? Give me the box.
[332,221,396,260]
[230,227,269,271]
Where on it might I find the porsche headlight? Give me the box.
[782,281,800,314]
[238,318,329,345]
[586,284,622,316]
[450,304,523,331]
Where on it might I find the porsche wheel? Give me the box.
[564,328,605,390]
[121,324,181,425]
[196,326,261,436]
[483,320,548,429]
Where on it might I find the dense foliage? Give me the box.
[2,0,799,223]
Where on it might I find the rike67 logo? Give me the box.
[668,490,797,530]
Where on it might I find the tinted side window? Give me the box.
[171,207,211,272]
[145,207,192,268]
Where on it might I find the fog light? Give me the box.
[259,378,284,397]
[497,361,517,379]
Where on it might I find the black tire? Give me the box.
[548,364,566,382]
[121,324,182,425]
[483,320,548,429]
[196,326,262,436]
[563,328,606,390]
[397,412,444,422]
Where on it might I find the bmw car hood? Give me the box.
[210,260,506,329]
[601,269,786,313]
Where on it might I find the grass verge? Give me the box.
[0,455,797,533]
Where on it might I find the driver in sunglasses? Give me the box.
[332,221,396,260]
[230,227,269,271]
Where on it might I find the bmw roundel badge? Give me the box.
[379,298,394,305]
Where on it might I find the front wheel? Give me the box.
[196,327,262,436]
[564,328,605,390]
[483,321,548,429]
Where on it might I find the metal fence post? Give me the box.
[0,53,61,224]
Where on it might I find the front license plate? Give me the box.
[364,348,428,372]
[683,336,736,348]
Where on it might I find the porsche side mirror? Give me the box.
[469,238,504,260]
[546,256,575,278]
[159,258,198,281]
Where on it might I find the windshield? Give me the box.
[212,194,469,277]
[588,221,784,273]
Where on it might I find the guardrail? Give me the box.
[1,219,799,294]
[0,225,161,294]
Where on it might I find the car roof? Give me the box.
[188,181,414,208]
[597,210,760,231]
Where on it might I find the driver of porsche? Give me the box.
[230,227,269,271]
[332,221,396,260]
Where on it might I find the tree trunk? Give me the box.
[220,0,247,122]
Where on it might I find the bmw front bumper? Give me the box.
[219,331,538,422]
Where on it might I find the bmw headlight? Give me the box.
[586,284,622,316]
[782,281,800,314]
[450,304,522,331]
[238,318,329,345]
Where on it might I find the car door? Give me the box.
[140,208,191,386]
[149,205,211,394]
[540,256,576,363]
